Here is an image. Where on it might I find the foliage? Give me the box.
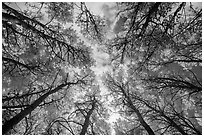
[2,2,202,135]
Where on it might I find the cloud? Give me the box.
[90,43,111,77]
[101,4,112,18]
[101,3,117,27]
[85,2,105,16]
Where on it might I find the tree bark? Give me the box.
[138,98,188,135]
[129,103,155,135]
[80,100,96,135]
[161,113,188,135]
[2,83,68,134]
[119,86,155,135]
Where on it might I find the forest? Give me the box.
[2,2,202,135]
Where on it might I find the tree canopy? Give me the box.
[2,2,202,135]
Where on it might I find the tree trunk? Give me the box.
[119,86,155,135]
[139,98,188,135]
[127,100,155,135]
[162,113,188,135]
[2,83,68,134]
[80,101,96,135]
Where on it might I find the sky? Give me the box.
[79,3,122,134]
